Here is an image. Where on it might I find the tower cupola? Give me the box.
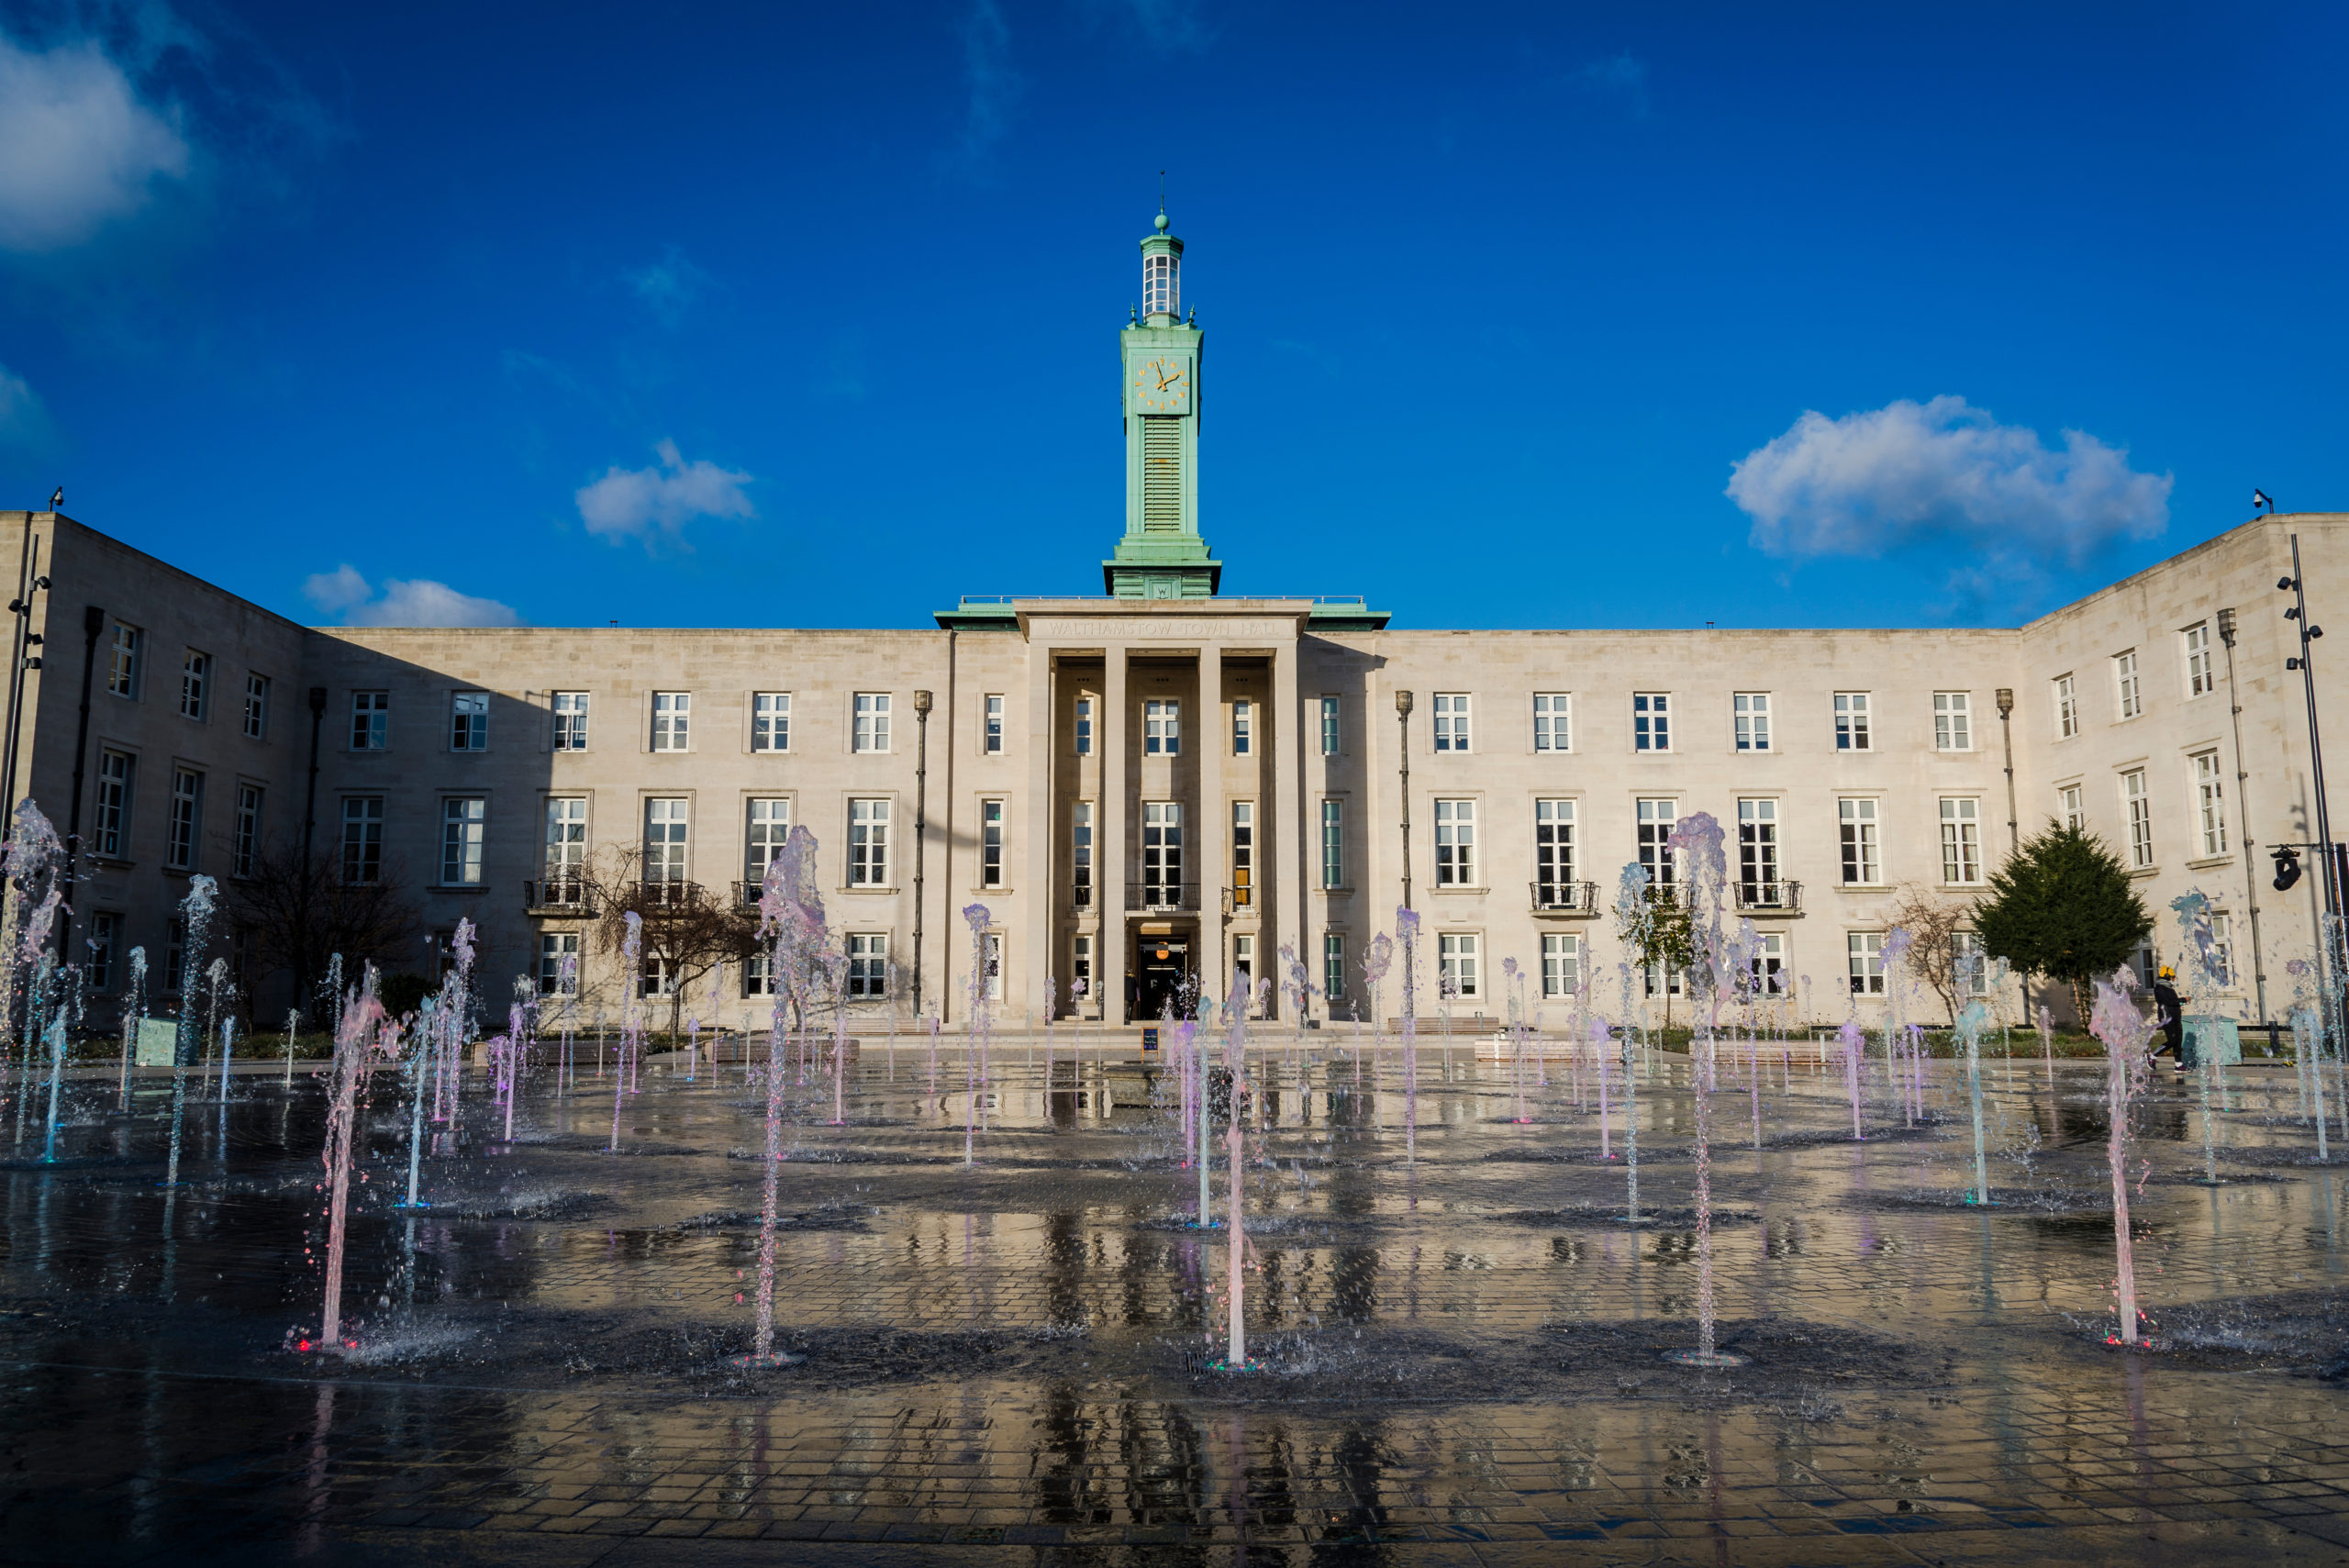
[1140,208,1183,324]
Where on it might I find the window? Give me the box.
[1320,798,1343,888]
[2061,784,2085,832]
[1142,801,1183,901]
[1143,699,1180,756]
[981,799,1006,888]
[1320,695,1341,755]
[1940,797,1982,884]
[644,797,689,885]
[86,912,120,992]
[166,769,202,871]
[1541,932,1580,999]
[1633,692,1670,751]
[746,798,790,884]
[95,750,133,858]
[983,932,1004,1002]
[1733,692,1772,752]
[179,651,208,721]
[1230,800,1253,906]
[2194,751,2227,856]
[651,692,691,752]
[1232,935,1256,1000]
[985,695,1005,754]
[1637,798,1677,889]
[1834,692,1871,751]
[2185,623,2214,697]
[351,692,388,751]
[1535,798,1575,904]
[106,624,140,698]
[2209,912,2234,987]
[1072,933,1095,1006]
[742,951,774,997]
[450,691,488,751]
[1432,694,1470,752]
[441,797,486,884]
[1643,962,1685,999]
[848,933,888,998]
[539,932,580,997]
[852,692,891,753]
[1231,698,1252,756]
[752,693,791,753]
[2054,673,2079,739]
[1952,930,1991,997]
[1933,692,1971,751]
[232,784,262,878]
[2123,769,2153,868]
[1075,697,1094,756]
[1533,693,1571,753]
[1849,931,1885,995]
[1737,798,1778,898]
[641,954,676,999]
[241,674,269,740]
[1434,798,1475,886]
[552,692,590,751]
[1072,802,1094,906]
[1839,797,1880,884]
[849,798,890,885]
[1749,933,1787,997]
[1439,932,1481,998]
[2115,651,2142,720]
[340,796,384,884]
[545,798,587,884]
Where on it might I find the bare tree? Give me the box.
[231,839,425,1012]
[1887,884,1976,1025]
[577,847,763,1039]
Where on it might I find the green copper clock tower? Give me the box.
[1105,207,1221,597]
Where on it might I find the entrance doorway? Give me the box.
[1132,931,1194,1022]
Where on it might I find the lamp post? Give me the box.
[1395,690,1413,911]
[911,688,932,1020]
[1994,686,2025,1023]
[2278,536,2343,1013]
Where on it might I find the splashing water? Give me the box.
[1612,863,1653,1219]
[161,876,219,1189]
[317,984,388,1352]
[1838,1015,1866,1140]
[1396,909,1420,1166]
[2171,888,2224,1184]
[2090,972,2154,1345]
[1664,811,1738,1367]
[963,903,994,1167]
[1955,999,1992,1203]
[744,826,822,1367]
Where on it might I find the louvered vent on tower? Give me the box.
[1141,417,1182,532]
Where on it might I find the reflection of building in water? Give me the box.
[4,213,2333,1030]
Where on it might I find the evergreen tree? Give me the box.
[1974,822,2153,1024]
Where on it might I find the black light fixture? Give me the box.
[2275,845,2303,892]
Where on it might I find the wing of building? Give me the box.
[0,212,2334,1032]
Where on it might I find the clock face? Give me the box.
[1132,355,1191,415]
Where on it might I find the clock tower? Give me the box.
[1106,208,1221,597]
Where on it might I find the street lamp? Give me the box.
[1395,690,1414,911]
[911,688,933,1020]
[2278,538,2344,1017]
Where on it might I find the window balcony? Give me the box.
[1735,879,1803,915]
[1530,879,1598,915]
[731,880,766,912]
[1069,884,1096,918]
[1126,883,1199,913]
[635,878,707,910]
[523,876,596,917]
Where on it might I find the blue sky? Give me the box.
[0,1,2343,630]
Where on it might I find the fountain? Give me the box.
[1611,864,1652,1220]
[1396,908,1420,1164]
[313,978,386,1353]
[1838,1015,1865,1140]
[1663,811,1742,1368]
[161,876,219,1190]
[2088,971,2154,1345]
[1956,999,1992,1203]
[740,825,820,1369]
[2172,888,2224,1184]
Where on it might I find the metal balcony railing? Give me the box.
[1126,883,1200,913]
[1734,880,1803,914]
[635,879,705,910]
[523,876,596,917]
[1530,879,1598,913]
[731,881,765,912]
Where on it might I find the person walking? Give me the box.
[2151,965,2187,1072]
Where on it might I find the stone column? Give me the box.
[1024,638,1054,1024]
[1197,644,1225,1018]
[1102,645,1129,1025]
[1273,639,1304,1024]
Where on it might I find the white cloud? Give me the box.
[303,564,520,628]
[573,439,755,544]
[1728,395,2171,582]
[0,34,190,250]
[622,244,715,328]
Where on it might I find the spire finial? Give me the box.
[1155,170,1169,231]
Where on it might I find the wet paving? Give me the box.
[3,1027,2348,1564]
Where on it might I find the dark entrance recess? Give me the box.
[1133,932,1193,1022]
